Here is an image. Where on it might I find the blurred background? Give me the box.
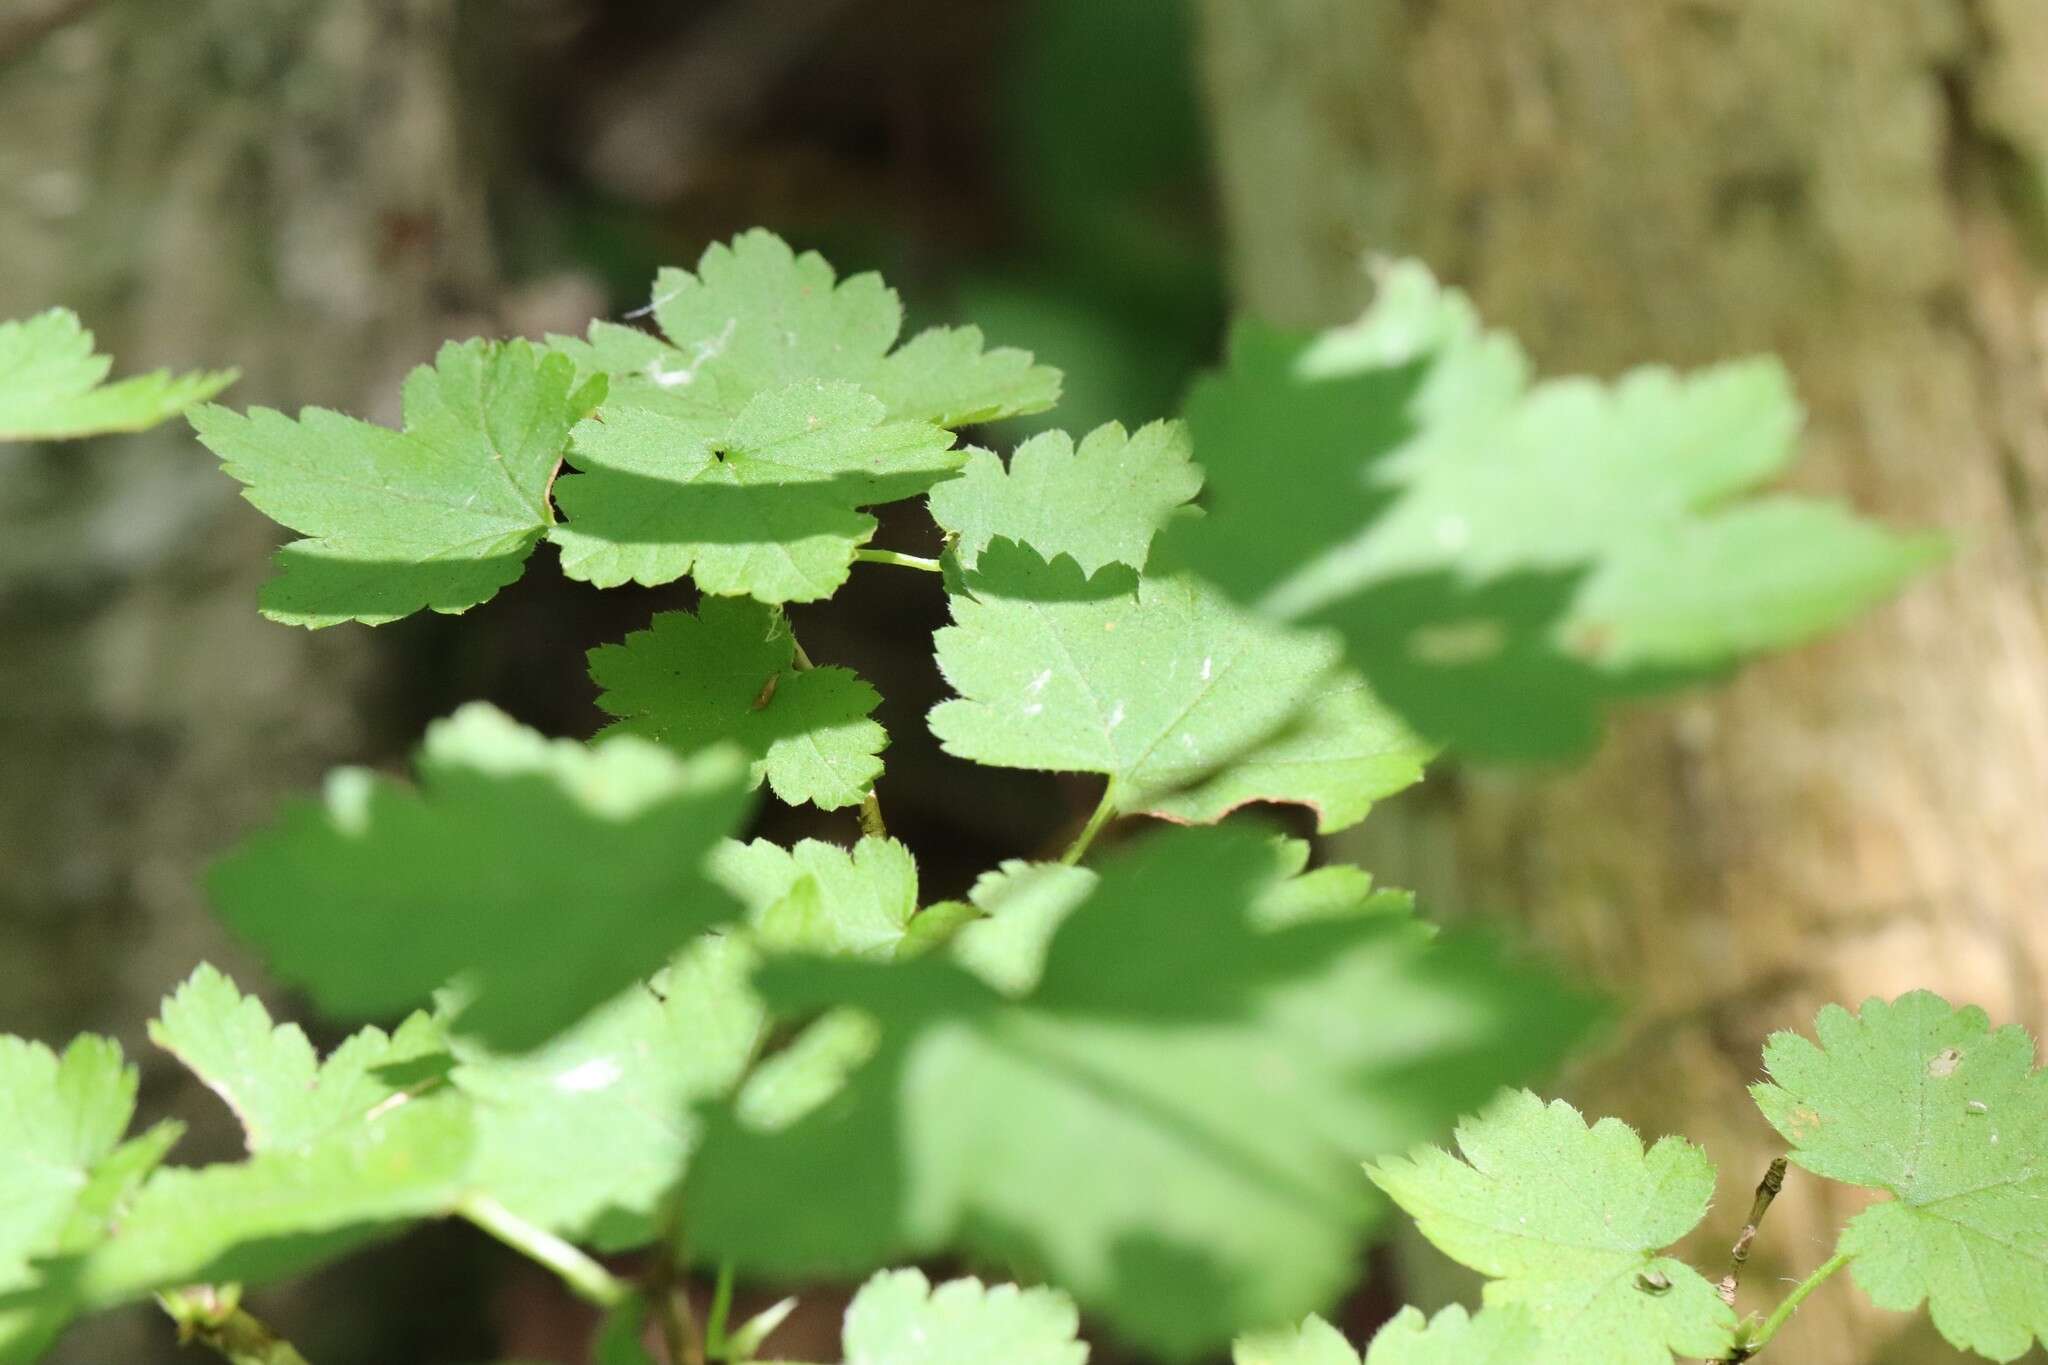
[4,1,2047,1361]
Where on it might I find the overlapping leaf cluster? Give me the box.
[0,233,1951,1363]
[1342,991,2048,1363]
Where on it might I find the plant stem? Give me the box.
[459,1195,628,1308]
[1718,1155,1788,1307]
[650,1241,704,1365]
[1060,779,1119,866]
[852,547,943,573]
[1728,1250,1853,1360]
[704,1261,736,1357]
[160,1289,311,1365]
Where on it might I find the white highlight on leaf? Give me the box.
[1027,669,1053,695]
[554,1057,624,1094]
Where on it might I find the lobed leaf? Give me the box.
[207,703,752,1050]
[551,229,1060,428]
[1166,263,1943,760]
[591,598,885,811]
[1753,992,2048,1361]
[0,1036,181,1362]
[928,419,1200,575]
[840,1267,1088,1365]
[929,541,1426,833]
[1366,1090,1734,1364]
[0,309,233,441]
[712,836,920,959]
[192,338,601,627]
[150,964,445,1152]
[550,381,961,601]
[685,826,1599,1358]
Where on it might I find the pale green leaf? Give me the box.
[0,1033,180,1363]
[711,836,920,959]
[190,339,602,627]
[931,542,1375,823]
[928,420,1199,574]
[1233,1314,1360,1365]
[1752,991,2048,1361]
[149,964,445,1153]
[686,827,1599,1358]
[1360,1306,1540,1365]
[591,598,885,810]
[1367,1090,1734,1364]
[0,309,233,441]
[72,1095,473,1309]
[1167,263,1942,760]
[1139,669,1431,835]
[552,229,1060,427]
[840,1268,1087,1365]
[550,381,962,601]
[448,936,763,1248]
[207,703,752,1050]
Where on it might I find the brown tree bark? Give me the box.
[0,3,506,1358]
[1200,3,2048,1360]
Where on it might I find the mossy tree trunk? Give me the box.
[1201,3,2048,1359]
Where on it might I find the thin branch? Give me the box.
[852,547,943,573]
[459,1195,628,1308]
[1717,1155,1788,1307]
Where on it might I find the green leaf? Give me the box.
[1233,1314,1361,1365]
[0,1035,181,1360]
[1366,1090,1734,1364]
[552,229,1060,427]
[549,381,962,601]
[448,936,763,1249]
[1140,670,1432,835]
[0,308,233,441]
[590,599,885,811]
[207,703,752,1050]
[839,1268,1087,1365]
[149,964,446,1153]
[1752,992,2048,1361]
[928,420,1200,574]
[1359,1306,1540,1365]
[72,1095,473,1309]
[927,543,1335,802]
[1167,263,1943,760]
[711,836,920,959]
[685,827,1599,1358]
[190,339,602,628]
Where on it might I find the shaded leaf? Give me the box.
[550,382,960,601]
[190,339,601,627]
[208,704,751,1050]
[1167,264,1941,760]
[686,827,1599,1358]
[591,598,885,810]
